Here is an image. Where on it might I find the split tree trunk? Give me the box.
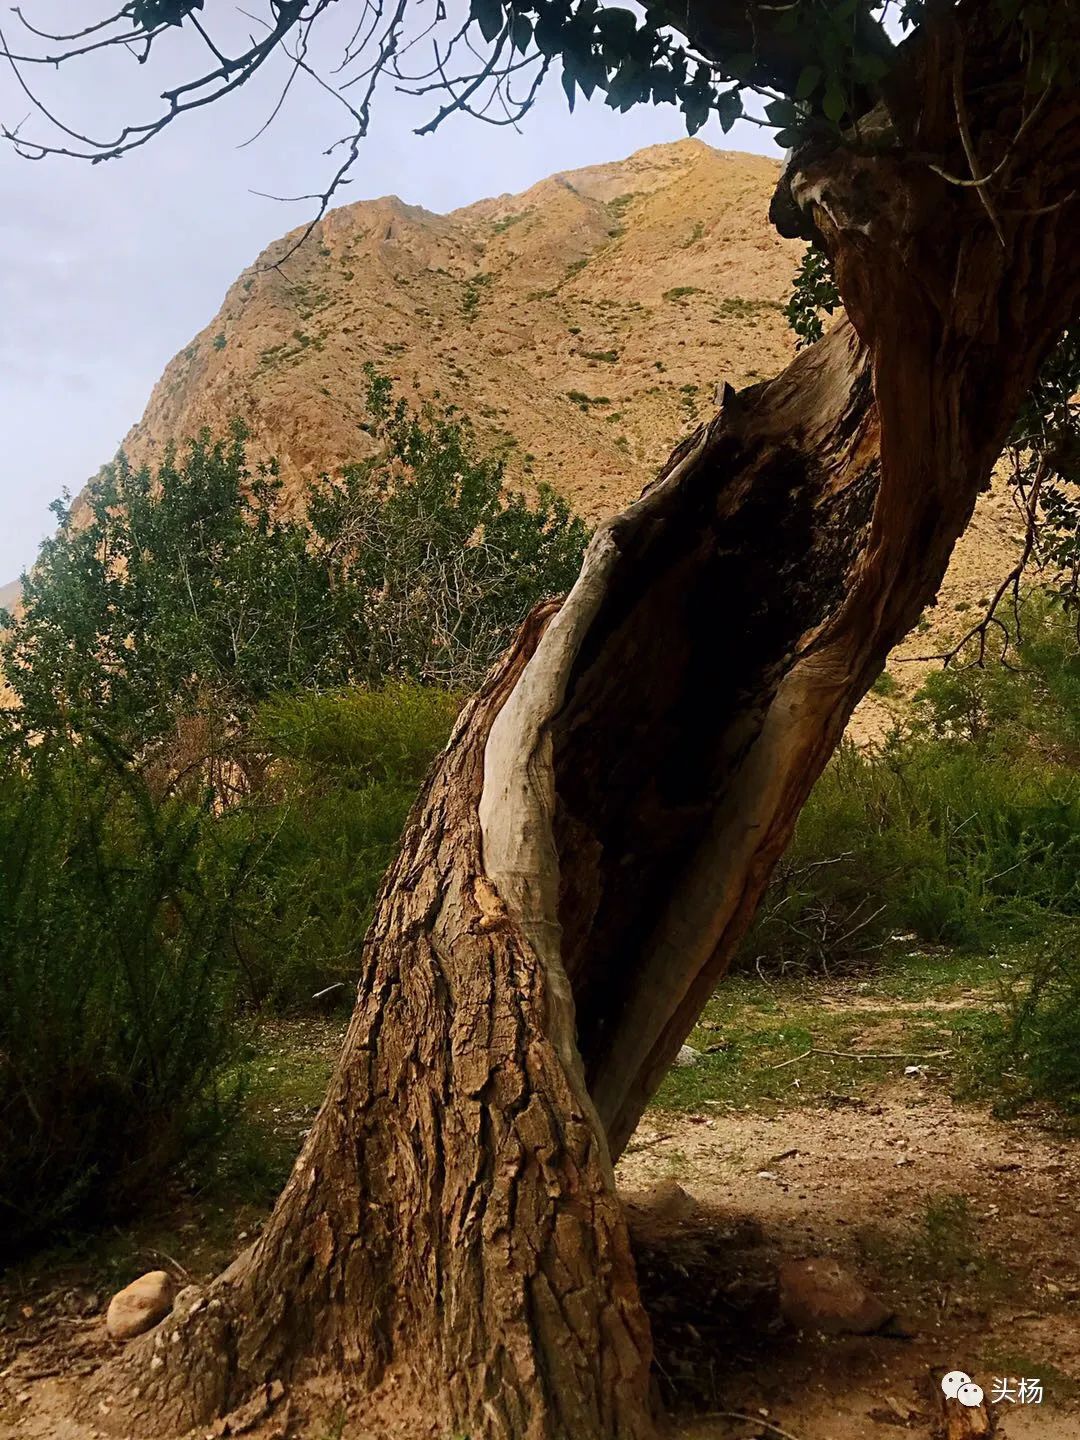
[99,6,1079,1437]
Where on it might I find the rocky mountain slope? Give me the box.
[117,141,800,522]
[87,141,1021,725]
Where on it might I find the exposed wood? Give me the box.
[931,1371,995,1439]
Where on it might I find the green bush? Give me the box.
[740,734,1080,976]
[741,595,1080,981]
[914,593,1080,762]
[222,686,459,1008]
[977,926,1080,1114]
[0,741,245,1252]
[1,372,589,761]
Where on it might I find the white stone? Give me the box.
[106,1271,175,1341]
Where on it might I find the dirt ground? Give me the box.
[620,1085,1080,1440]
[2,1079,1077,1439]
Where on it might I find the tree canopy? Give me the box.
[1,373,589,756]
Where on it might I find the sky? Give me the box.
[0,4,775,583]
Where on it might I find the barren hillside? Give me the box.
[91,140,1020,723]
[117,141,801,521]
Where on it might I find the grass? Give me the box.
[492,210,530,234]
[0,1017,342,1308]
[208,1019,342,1197]
[663,286,701,303]
[650,949,1009,1117]
[0,943,1057,1313]
[856,1192,1018,1317]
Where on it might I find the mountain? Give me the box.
[116,140,800,523]
[95,140,1021,730]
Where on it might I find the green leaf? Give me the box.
[596,7,637,49]
[533,9,564,56]
[470,0,504,43]
[649,64,678,105]
[795,64,823,100]
[822,79,847,124]
[562,65,577,111]
[773,127,803,150]
[510,12,533,52]
[680,82,711,136]
[765,98,799,128]
[715,89,742,133]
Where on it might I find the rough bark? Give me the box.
[104,603,653,1440]
[94,3,1079,1437]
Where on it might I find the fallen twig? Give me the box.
[769,1047,951,1071]
[623,1131,674,1154]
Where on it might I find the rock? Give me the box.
[674,1044,701,1067]
[106,1271,176,1341]
[645,1178,701,1225]
[778,1257,893,1335]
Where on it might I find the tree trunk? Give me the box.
[96,6,1079,1437]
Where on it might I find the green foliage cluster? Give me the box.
[221,686,459,1007]
[492,210,531,234]
[746,732,1080,971]
[0,684,457,1253]
[2,428,342,756]
[988,925,1080,1113]
[2,372,589,757]
[785,246,841,347]
[916,594,1080,760]
[565,390,611,410]
[0,739,245,1252]
[462,272,492,320]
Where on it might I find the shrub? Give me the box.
[221,686,460,1008]
[740,734,1080,976]
[980,925,1080,1114]
[311,371,590,689]
[1,427,342,754]
[914,593,1080,762]
[0,740,245,1252]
